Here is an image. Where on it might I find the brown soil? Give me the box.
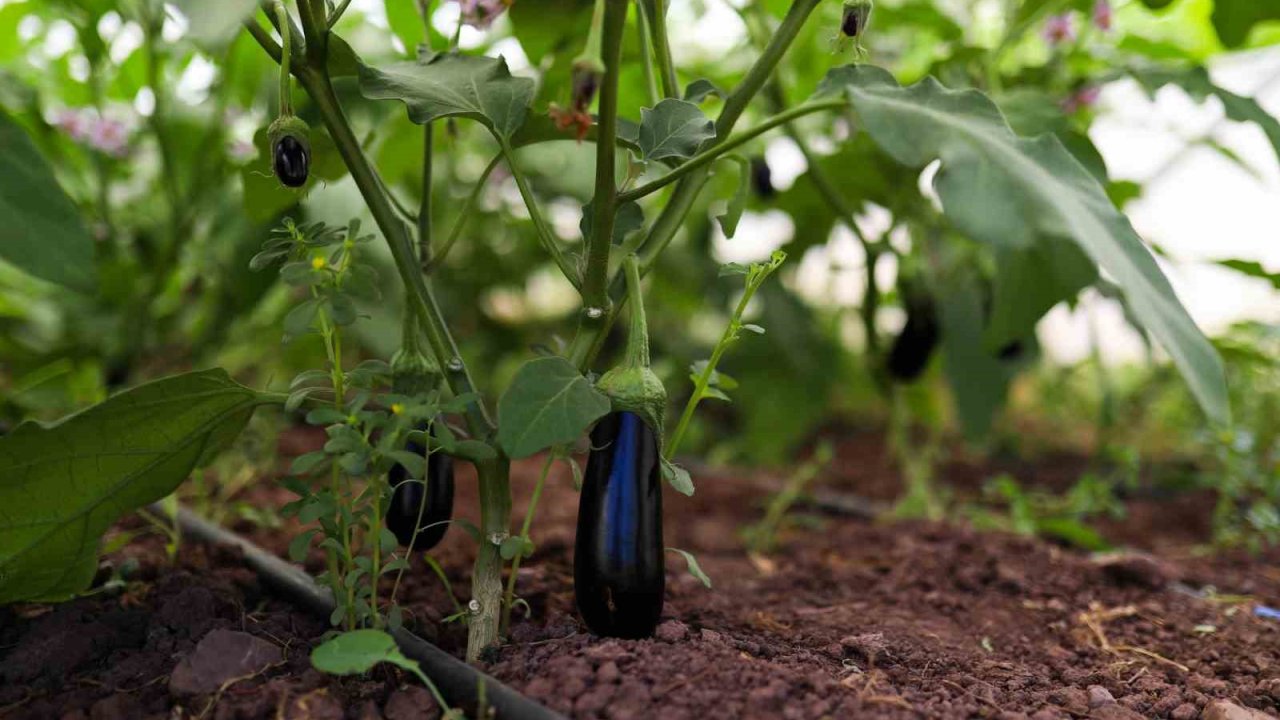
[3,430,1278,720]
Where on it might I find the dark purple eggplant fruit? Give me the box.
[574,411,665,639]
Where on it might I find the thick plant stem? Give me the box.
[581,0,629,313]
[467,456,512,662]
[569,0,821,373]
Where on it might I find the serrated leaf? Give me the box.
[637,99,715,161]
[497,357,611,458]
[817,65,1228,426]
[716,157,750,239]
[0,110,94,291]
[358,53,535,141]
[666,547,712,588]
[0,370,260,603]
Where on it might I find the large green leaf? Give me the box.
[939,264,1017,440]
[1211,0,1280,47]
[358,53,535,142]
[496,356,611,459]
[1129,66,1280,167]
[0,110,94,291]
[0,370,262,604]
[817,65,1228,425]
[172,0,259,48]
[637,99,716,161]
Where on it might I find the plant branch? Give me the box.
[419,123,434,270]
[618,99,843,203]
[500,453,554,634]
[428,153,502,273]
[328,0,353,28]
[581,0,629,312]
[499,141,581,287]
[637,0,678,98]
[250,10,495,437]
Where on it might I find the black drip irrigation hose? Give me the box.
[165,506,567,720]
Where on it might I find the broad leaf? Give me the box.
[172,0,259,48]
[817,65,1228,425]
[637,99,715,161]
[938,265,1017,440]
[1129,66,1280,167]
[311,629,413,675]
[497,357,611,458]
[0,370,261,603]
[0,110,94,291]
[359,53,535,141]
[1210,0,1280,47]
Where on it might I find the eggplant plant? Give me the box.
[5,0,1270,669]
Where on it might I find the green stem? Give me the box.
[428,153,502,272]
[638,0,678,98]
[500,142,580,287]
[299,64,494,436]
[635,1,661,106]
[327,0,353,27]
[581,0,628,312]
[500,453,554,634]
[275,1,293,115]
[621,255,650,367]
[418,122,433,271]
[667,283,754,456]
[617,99,844,203]
[467,457,512,662]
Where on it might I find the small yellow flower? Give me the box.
[311,255,326,270]
[390,403,405,416]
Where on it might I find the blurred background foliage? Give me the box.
[0,0,1277,546]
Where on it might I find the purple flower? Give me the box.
[52,108,91,142]
[458,0,510,29]
[1092,0,1113,31]
[1062,85,1102,114]
[88,117,131,157]
[1042,13,1076,45]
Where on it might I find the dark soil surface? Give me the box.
[3,428,1279,720]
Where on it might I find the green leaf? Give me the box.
[311,629,416,675]
[0,370,260,603]
[496,357,611,459]
[172,0,259,48]
[817,65,1229,426]
[683,79,723,104]
[637,99,716,161]
[716,156,750,239]
[1216,259,1280,291]
[1210,0,1280,47]
[666,548,712,588]
[358,54,535,141]
[661,458,694,496]
[1129,66,1280,168]
[0,110,94,291]
[937,266,1016,440]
